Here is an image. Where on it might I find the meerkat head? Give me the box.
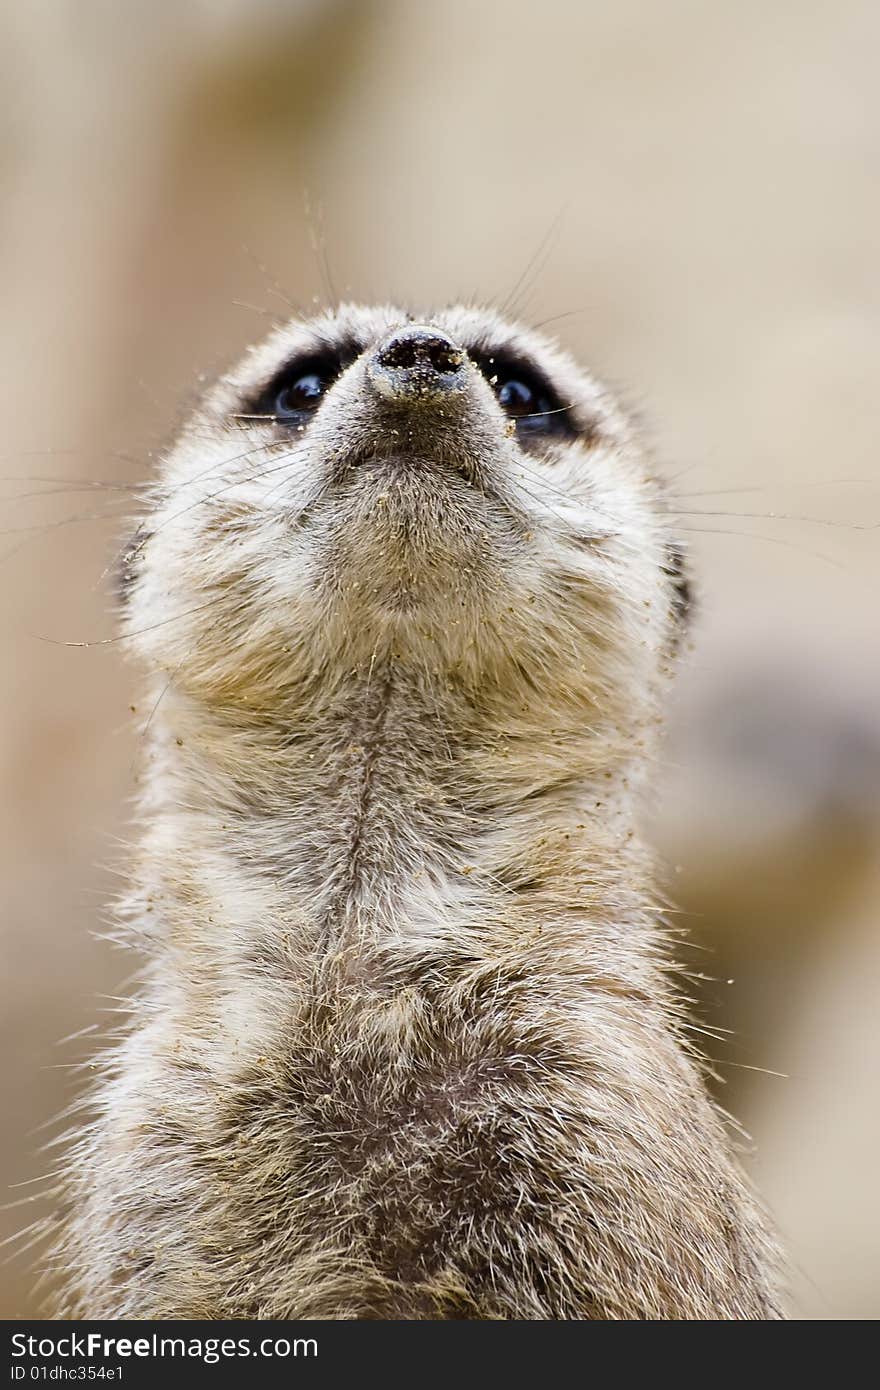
[124,303,688,723]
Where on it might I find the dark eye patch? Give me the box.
[469,349,575,442]
[665,541,693,642]
[243,337,360,427]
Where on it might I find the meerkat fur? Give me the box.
[52,304,784,1319]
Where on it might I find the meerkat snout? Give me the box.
[368,324,468,400]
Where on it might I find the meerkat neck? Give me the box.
[144,656,650,966]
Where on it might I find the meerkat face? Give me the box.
[126,304,686,706]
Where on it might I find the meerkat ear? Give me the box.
[115,524,152,606]
[665,540,693,639]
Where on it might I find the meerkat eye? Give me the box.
[498,375,562,436]
[247,350,345,427]
[275,372,328,420]
[472,351,571,439]
[497,377,540,417]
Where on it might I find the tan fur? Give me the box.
[52,304,783,1319]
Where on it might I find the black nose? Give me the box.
[368,325,467,400]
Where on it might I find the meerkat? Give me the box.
[51,304,784,1319]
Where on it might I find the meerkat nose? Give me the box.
[368,324,468,402]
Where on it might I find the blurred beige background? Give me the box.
[1,0,878,1319]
